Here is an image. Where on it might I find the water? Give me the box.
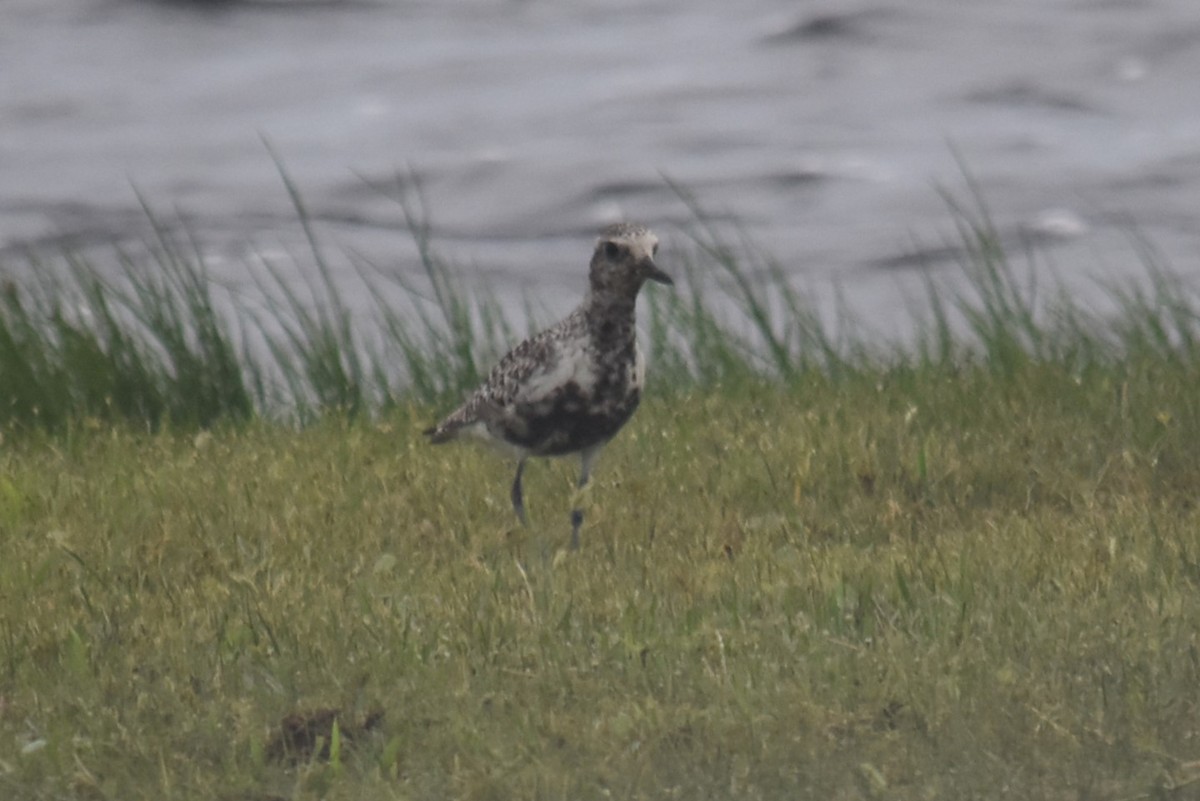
[4,0,1200,333]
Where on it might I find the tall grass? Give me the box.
[1,174,1197,433]
[0,216,253,431]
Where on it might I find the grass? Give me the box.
[2,368,1200,800]
[2,176,1200,798]
[8,171,1199,431]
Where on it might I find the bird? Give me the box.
[424,222,673,549]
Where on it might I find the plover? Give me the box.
[424,222,673,549]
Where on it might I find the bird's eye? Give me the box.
[603,241,621,259]
[652,242,659,256]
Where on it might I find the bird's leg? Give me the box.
[569,507,583,549]
[511,458,529,526]
[569,446,602,550]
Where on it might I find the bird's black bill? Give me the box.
[644,261,674,286]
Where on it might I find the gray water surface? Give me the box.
[4,0,1200,331]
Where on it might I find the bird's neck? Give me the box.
[583,287,637,317]
[581,288,638,342]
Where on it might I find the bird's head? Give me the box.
[588,222,673,297]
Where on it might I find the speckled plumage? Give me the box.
[424,222,672,548]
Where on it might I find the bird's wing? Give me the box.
[484,323,582,408]
[426,312,587,441]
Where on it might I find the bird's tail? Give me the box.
[423,424,455,444]
[424,398,495,444]
[422,424,451,443]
